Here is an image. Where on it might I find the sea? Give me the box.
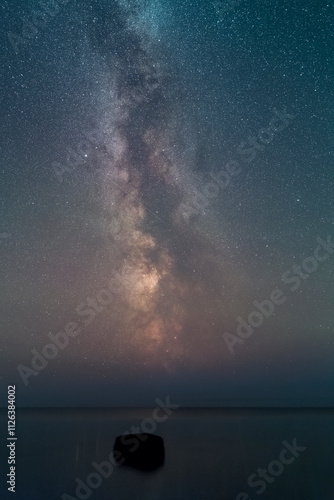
[0,408,333,499]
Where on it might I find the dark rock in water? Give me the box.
[113,433,165,470]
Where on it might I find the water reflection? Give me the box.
[0,408,333,500]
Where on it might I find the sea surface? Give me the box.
[0,408,333,500]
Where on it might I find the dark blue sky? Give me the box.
[1,0,333,407]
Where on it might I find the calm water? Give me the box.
[1,408,333,499]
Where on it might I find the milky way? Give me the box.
[1,0,333,406]
[63,0,251,371]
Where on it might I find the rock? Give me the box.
[113,433,165,470]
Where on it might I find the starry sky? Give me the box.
[0,0,333,407]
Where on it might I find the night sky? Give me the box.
[1,0,333,407]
